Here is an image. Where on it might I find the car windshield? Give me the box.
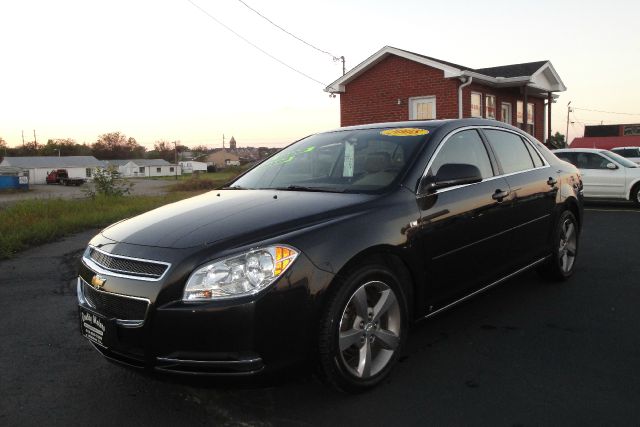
[600,151,639,168]
[230,127,431,193]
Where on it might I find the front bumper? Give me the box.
[77,252,334,376]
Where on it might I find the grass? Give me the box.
[0,192,200,259]
[167,169,245,192]
[0,168,249,259]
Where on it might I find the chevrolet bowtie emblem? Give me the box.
[91,274,106,289]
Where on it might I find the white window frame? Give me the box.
[470,92,483,118]
[501,102,512,125]
[485,95,496,119]
[409,96,437,120]
[526,103,535,136]
[516,101,524,124]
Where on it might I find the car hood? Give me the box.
[101,190,374,249]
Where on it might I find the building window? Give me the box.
[170,167,175,172]
[485,95,496,119]
[85,168,92,178]
[156,167,161,173]
[409,96,436,120]
[526,103,535,135]
[516,101,524,124]
[139,166,144,173]
[501,102,512,125]
[471,92,482,118]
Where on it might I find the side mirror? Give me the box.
[606,162,618,170]
[420,163,483,193]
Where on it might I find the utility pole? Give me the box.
[565,101,572,146]
[222,134,225,149]
[33,130,37,148]
[334,56,346,75]
[172,141,178,180]
[21,130,25,146]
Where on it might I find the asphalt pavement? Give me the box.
[1,203,639,426]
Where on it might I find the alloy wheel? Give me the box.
[558,218,577,273]
[338,281,401,379]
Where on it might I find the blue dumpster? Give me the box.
[0,168,29,190]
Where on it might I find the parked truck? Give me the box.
[45,169,86,186]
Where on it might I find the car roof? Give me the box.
[324,118,522,133]
[554,148,607,153]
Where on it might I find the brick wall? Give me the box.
[340,54,547,142]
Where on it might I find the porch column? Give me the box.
[523,85,528,131]
[547,92,553,143]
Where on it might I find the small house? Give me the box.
[105,159,182,178]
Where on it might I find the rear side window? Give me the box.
[428,129,494,179]
[555,152,577,166]
[484,130,535,174]
[523,139,545,167]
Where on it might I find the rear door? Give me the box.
[482,129,557,266]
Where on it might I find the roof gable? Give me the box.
[0,156,105,168]
[326,46,566,93]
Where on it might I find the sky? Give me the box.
[1,0,639,149]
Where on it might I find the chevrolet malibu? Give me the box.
[78,119,584,392]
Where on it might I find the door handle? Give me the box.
[492,189,510,201]
[547,177,558,187]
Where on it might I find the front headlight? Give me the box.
[183,245,299,301]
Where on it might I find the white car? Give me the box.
[553,148,640,206]
[610,147,640,165]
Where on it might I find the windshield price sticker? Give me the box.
[380,128,429,137]
[343,142,355,177]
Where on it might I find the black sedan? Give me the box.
[78,119,584,392]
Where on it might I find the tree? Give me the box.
[91,132,145,159]
[0,137,6,162]
[547,132,567,149]
[153,140,178,163]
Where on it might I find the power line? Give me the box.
[573,107,640,116]
[186,0,328,88]
[235,0,340,60]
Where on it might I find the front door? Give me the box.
[416,129,513,307]
[501,103,512,124]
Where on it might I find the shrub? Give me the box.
[84,166,134,197]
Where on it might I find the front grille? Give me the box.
[82,281,149,322]
[88,247,168,279]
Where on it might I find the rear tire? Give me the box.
[631,183,640,207]
[317,263,409,393]
[537,210,579,281]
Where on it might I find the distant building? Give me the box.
[179,161,208,173]
[0,156,105,184]
[205,149,240,169]
[571,123,640,149]
[229,136,237,150]
[105,159,181,177]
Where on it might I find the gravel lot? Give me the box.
[0,203,639,426]
[0,178,172,205]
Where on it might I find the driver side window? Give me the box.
[428,130,494,179]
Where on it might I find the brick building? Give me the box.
[570,123,640,149]
[326,46,566,144]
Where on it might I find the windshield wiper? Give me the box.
[220,185,249,190]
[271,185,346,193]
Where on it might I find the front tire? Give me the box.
[318,263,409,393]
[537,210,579,281]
